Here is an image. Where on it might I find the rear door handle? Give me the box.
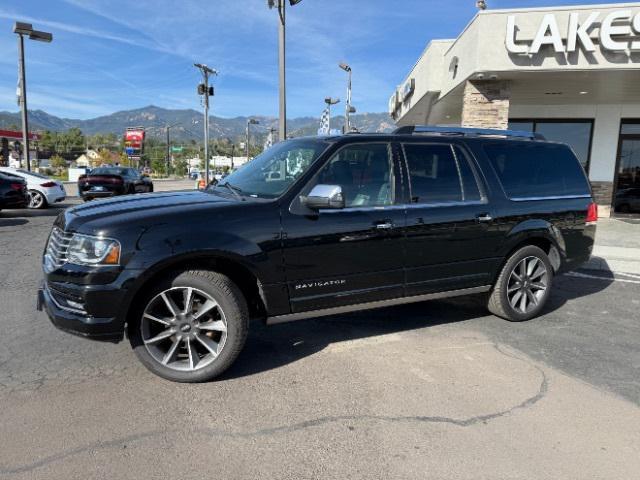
[375,221,394,230]
[477,214,493,222]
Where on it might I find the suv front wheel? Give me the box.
[488,245,553,322]
[129,270,249,382]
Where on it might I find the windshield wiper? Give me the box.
[219,182,244,200]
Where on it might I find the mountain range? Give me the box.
[0,106,395,141]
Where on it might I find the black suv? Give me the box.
[38,126,597,382]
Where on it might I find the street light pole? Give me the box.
[17,34,28,171]
[165,123,180,176]
[278,0,286,142]
[165,126,170,175]
[194,63,217,184]
[324,97,340,132]
[13,22,52,172]
[268,0,303,143]
[339,62,352,133]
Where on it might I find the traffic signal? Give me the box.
[208,86,214,96]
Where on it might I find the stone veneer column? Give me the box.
[461,80,511,130]
[588,105,622,218]
[590,181,614,217]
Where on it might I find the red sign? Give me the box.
[124,128,145,150]
[0,129,41,141]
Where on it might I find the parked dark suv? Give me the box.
[38,126,597,382]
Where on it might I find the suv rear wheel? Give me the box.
[129,270,249,382]
[488,245,553,322]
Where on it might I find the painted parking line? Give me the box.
[566,271,640,285]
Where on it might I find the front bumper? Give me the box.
[37,281,125,342]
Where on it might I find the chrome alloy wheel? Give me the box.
[506,256,549,314]
[28,190,45,209]
[140,287,228,372]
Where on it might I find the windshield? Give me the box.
[214,139,329,198]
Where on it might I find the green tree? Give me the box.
[174,159,188,177]
[151,158,166,176]
[61,128,85,155]
[88,132,119,151]
[119,152,131,166]
[50,154,67,175]
[39,130,58,153]
[96,148,113,166]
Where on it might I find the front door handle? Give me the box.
[477,213,493,222]
[375,221,394,230]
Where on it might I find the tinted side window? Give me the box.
[404,144,462,203]
[314,143,393,207]
[483,142,590,198]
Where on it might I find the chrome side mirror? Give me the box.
[302,184,345,210]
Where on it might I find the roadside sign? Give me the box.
[171,146,183,153]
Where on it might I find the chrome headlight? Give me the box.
[67,233,121,266]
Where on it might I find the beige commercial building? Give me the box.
[390,3,640,216]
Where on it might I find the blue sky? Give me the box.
[0,0,629,119]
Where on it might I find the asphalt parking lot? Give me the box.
[0,199,639,479]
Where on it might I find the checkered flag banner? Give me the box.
[318,107,330,135]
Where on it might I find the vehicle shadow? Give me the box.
[0,217,28,227]
[222,296,486,381]
[0,204,70,221]
[222,273,614,381]
[544,269,615,314]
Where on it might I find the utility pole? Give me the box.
[194,63,217,184]
[13,22,52,171]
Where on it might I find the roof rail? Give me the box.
[393,125,545,140]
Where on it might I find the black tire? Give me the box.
[128,269,249,382]
[487,245,553,322]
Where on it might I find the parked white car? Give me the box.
[0,168,66,209]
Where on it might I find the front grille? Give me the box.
[44,227,73,271]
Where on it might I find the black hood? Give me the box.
[58,190,235,232]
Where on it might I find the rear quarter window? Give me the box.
[483,142,590,199]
